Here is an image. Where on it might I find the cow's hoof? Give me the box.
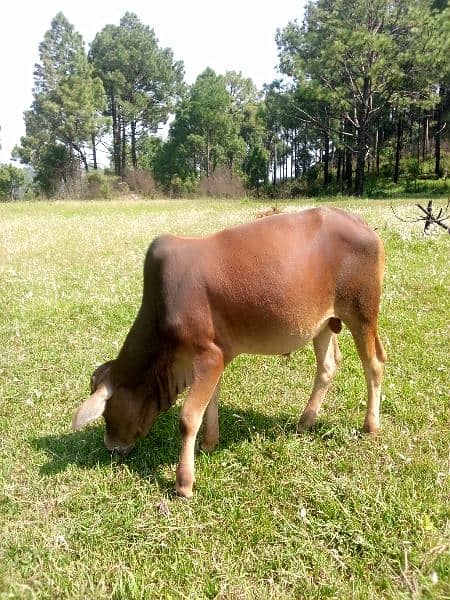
[363,419,380,434]
[175,484,194,499]
[200,439,218,453]
[175,468,195,499]
[297,409,317,432]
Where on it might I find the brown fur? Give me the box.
[73,207,387,497]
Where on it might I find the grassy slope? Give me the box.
[0,198,449,599]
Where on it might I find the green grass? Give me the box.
[366,176,450,198]
[1,198,449,599]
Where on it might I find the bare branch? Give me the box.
[390,202,423,223]
[415,201,450,234]
[288,105,356,150]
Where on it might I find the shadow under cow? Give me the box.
[31,405,300,483]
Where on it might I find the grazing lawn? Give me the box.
[0,198,449,599]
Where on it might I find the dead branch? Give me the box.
[390,199,450,234]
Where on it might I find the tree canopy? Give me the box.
[90,12,184,176]
[10,3,450,198]
[277,0,449,194]
[15,12,105,187]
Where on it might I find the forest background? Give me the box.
[1,0,449,200]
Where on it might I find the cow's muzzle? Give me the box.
[104,433,134,455]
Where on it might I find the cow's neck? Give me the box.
[111,307,162,387]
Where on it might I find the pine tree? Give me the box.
[90,13,184,176]
[277,0,445,195]
[15,13,106,190]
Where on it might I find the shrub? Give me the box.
[84,171,111,199]
[198,167,246,199]
[168,175,198,198]
[125,169,157,197]
[0,164,25,201]
[113,180,130,196]
[305,164,320,185]
[34,144,73,197]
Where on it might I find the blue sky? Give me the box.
[0,0,304,163]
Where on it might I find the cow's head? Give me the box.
[72,361,160,454]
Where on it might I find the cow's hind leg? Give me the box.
[350,324,386,433]
[298,326,342,432]
[200,379,221,452]
[176,346,224,498]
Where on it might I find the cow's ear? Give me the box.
[90,360,115,393]
[72,383,112,431]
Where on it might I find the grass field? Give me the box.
[1,198,449,599]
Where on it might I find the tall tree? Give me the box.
[15,13,106,183]
[263,81,287,185]
[187,68,239,176]
[277,0,445,195]
[90,12,184,176]
[432,2,450,176]
[157,68,241,183]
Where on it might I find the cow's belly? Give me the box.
[228,314,331,357]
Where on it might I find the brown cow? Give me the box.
[73,207,386,498]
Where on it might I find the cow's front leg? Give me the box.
[176,347,223,498]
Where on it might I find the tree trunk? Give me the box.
[394,115,403,184]
[354,77,371,196]
[131,121,137,169]
[323,122,330,186]
[417,112,421,165]
[342,119,353,190]
[336,149,342,182]
[111,94,121,177]
[354,126,367,196]
[206,138,211,177]
[376,125,382,176]
[291,130,295,179]
[374,124,379,175]
[344,147,352,190]
[422,115,429,161]
[336,122,343,183]
[284,147,288,181]
[121,117,126,178]
[410,111,414,150]
[92,133,98,170]
[72,142,89,172]
[435,85,445,177]
[273,142,277,186]
[81,152,89,173]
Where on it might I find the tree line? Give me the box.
[2,0,449,199]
